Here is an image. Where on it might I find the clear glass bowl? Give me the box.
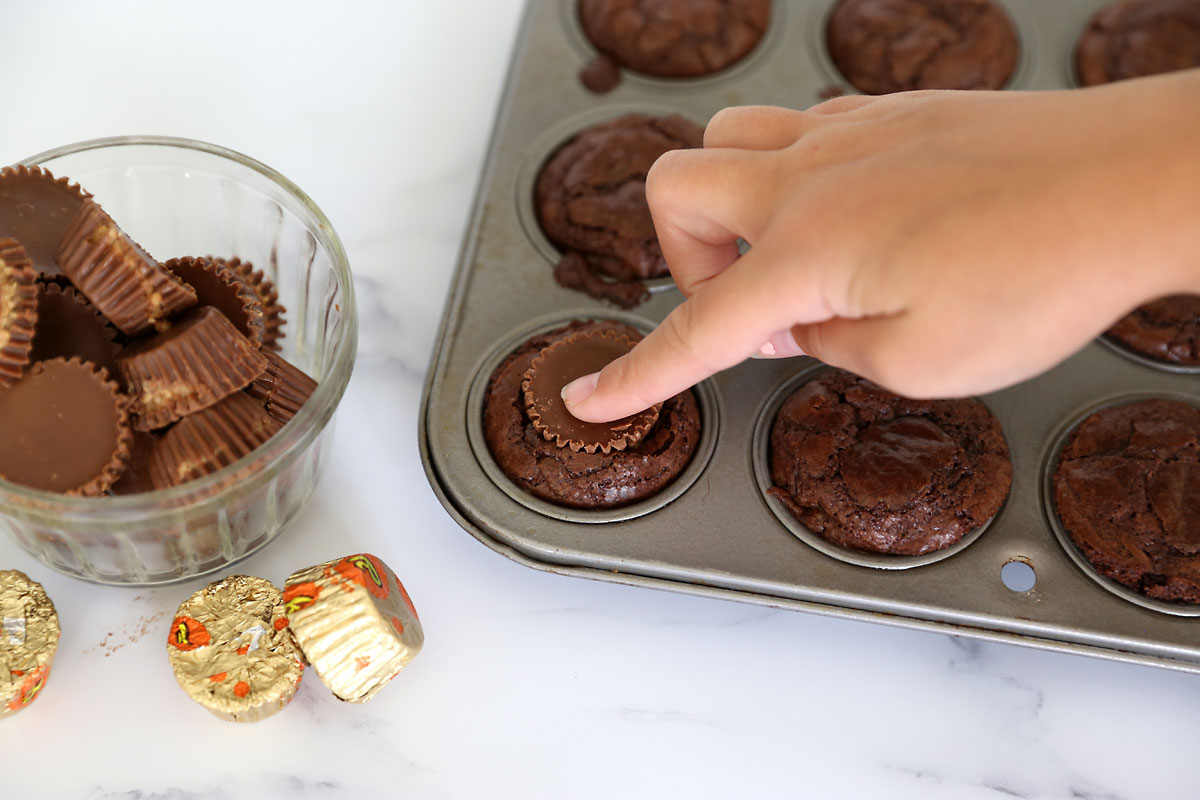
[2,136,357,585]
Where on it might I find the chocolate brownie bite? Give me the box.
[535,113,703,308]
[826,0,1020,95]
[768,369,1012,556]
[1053,398,1200,604]
[578,0,771,81]
[1075,0,1200,87]
[483,320,701,509]
[1106,295,1200,366]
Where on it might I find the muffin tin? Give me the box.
[420,0,1200,673]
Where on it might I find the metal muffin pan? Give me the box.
[421,0,1200,673]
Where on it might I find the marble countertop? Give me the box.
[1,2,1197,798]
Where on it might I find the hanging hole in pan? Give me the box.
[1001,559,1037,593]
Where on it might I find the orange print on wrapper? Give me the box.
[282,582,321,614]
[6,665,50,712]
[169,616,211,651]
[333,554,391,600]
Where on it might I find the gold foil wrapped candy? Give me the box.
[284,553,423,703]
[1,570,60,718]
[166,574,304,722]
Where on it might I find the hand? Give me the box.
[562,69,1200,423]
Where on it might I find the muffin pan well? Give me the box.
[421,0,1200,674]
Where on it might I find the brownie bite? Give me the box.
[1075,0,1200,87]
[578,0,771,79]
[535,113,703,308]
[826,0,1019,95]
[1053,398,1200,604]
[768,369,1012,556]
[483,320,701,509]
[1106,295,1200,366]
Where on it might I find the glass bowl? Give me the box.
[1,136,357,585]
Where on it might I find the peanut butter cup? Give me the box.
[218,257,285,351]
[149,392,284,489]
[246,350,317,425]
[522,328,660,454]
[109,430,161,495]
[0,357,131,496]
[55,199,197,335]
[0,166,90,279]
[164,257,265,348]
[483,320,701,510]
[30,282,119,377]
[0,238,38,388]
[117,306,269,431]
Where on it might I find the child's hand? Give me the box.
[563,69,1200,423]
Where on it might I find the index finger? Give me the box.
[562,239,833,422]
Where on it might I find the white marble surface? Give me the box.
[1,2,1198,798]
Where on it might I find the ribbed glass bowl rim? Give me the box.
[3,135,358,520]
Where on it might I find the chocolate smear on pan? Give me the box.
[216,257,285,352]
[164,257,265,348]
[0,357,132,496]
[0,166,90,279]
[30,282,119,377]
[149,392,283,489]
[55,199,197,335]
[579,54,622,93]
[118,306,269,431]
[522,328,660,454]
[246,350,317,425]
[0,238,38,388]
[109,429,161,495]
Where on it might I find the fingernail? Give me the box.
[561,372,600,408]
[750,329,806,360]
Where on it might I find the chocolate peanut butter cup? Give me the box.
[0,238,38,388]
[55,199,197,336]
[218,257,285,351]
[164,256,265,348]
[109,430,161,495]
[0,570,60,718]
[30,282,119,377]
[149,392,284,489]
[484,320,702,510]
[246,350,318,425]
[522,328,660,454]
[0,166,90,279]
[166,574,304,722]
[0,357,132,496]
[117,306,269,431]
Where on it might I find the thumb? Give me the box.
[563,245,831,422]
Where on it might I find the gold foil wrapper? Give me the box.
[285,554,423,703]
[1,570,60,718]
[166,575,304,723]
